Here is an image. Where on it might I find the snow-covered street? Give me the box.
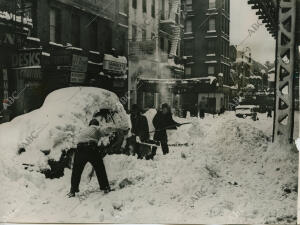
[0,87,297,224]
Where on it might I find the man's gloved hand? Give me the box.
[136,136,141,143]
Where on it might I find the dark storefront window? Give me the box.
[144,92,155,108]
[151,0,155,17]
[71,14,80,47]
[132,25,137,41]
[132,0,137,9]
[49,8,61,43]
[160,37,165,51]
[207,39,215,54]
[143,0,147,13]
[89,21,98,50]
[161,0,165,20]
[142,29,146,40]
[167,39,171,54]
[185,40,193,56]
[105,24,112,52]
[119,32,126,56]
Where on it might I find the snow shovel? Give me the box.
[148,122,191,134]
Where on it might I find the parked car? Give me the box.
[235,105,259,120]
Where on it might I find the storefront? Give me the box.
[44,46,88,95]
[8,48,43,116]
[138,76,224,117]
[102,54,127,98]
[0,13,32,121]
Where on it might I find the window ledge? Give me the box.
[119,12,128,17]
[207,30,216,33]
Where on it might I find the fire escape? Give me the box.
[160,0,181,57]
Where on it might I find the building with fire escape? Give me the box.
[128,0,184,111]
[179,0,232,115]
[1,0,130,121]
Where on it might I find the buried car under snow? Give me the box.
[0,87,130,178]
[235,105,259,120]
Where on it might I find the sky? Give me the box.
[230,0,276,64]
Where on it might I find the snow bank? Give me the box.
[0,87,130,172]
[0,108,297,224]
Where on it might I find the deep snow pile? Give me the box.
[0,105,298,223]
[0,87,129,171]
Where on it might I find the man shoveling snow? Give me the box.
[67,118,111,197]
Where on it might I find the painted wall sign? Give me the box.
[14,67,42,80]
[70,72,86,83]
[71,55,88,73]
[103,54,127,75]
[11,51,41,68]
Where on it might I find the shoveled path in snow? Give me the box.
[2,112,298,224]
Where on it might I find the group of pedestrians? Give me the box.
[67,103,180,198]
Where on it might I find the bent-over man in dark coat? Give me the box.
[152,103,180,156]
[129,104,151,159]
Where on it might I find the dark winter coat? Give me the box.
[130,114,150,142]
[152,111,179,142]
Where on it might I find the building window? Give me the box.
[132,25,137,41]
[168,39,171,54]
[209,0,216,9]
[208,18,215,31]
[185,41,193,55]
[119,32,126,56]
[160,0,165,19]
[160,37,165,51]
[185,20,192,33]
[208,65,215,75]
[207,39,215,54]
[186,0,193,11]
[185,66,192,75]
[49,8,61,42]
[132,0,137,9]
[89,21,97,50]
[142,29,147,40]
[143,0,147,13]
[151,0,155,17]
[119,0,128,14]
[71,14,80,47]
[225,0,229,12]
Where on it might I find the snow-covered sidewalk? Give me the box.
[0,111,297,224]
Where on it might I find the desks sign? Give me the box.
[11,51,41,68]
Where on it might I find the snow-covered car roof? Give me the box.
[236,105,258,109]
[0,87,130,169]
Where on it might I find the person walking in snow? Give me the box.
[129,104,151,159]
[267,106,272,118]
[151,103,180,156]
[67,118,111,198]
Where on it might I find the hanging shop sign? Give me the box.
[103,54,127,75]
[71,55,88,73]
[70,72,86,83]
[0,32,23,47]
[14,67,42,80]
[50,54,88,73]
